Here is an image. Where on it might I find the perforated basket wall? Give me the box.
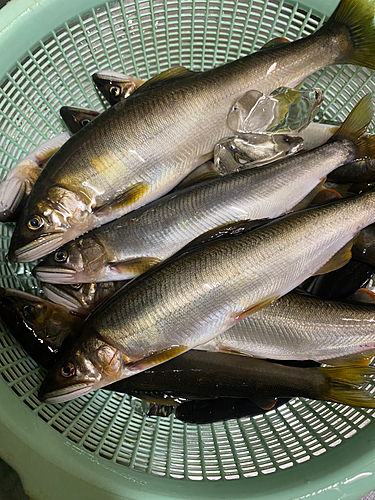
[1,0,375,498]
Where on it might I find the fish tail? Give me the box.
[319,365,375,408]
[324,0,375,69]
[332,94,373,147]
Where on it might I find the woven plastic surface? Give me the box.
[1,0,375,490]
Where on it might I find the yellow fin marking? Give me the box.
[322,352,375,367]
[130,345,187,372]
[94,182,149,217]
[235,295,279,322]
[332,94,373,146]
[318,364,375,408]
[314,240,354,275]
[110,256,162,276]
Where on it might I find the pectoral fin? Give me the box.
[109,256,162,277]
[314,240,355,275]
[235,296,279,322]
[94,182,149,217]
[130,345,187,373]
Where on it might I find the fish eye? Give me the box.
[109,85,121,99]
[70,283,82,290]
[283,136,291,143]
[54,250,68,263]
[315,90,321,100]
[27,215,44,230]
[22,304,34,318]
[60,362,75,378]
[80,119,91,127]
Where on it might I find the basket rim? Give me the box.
[1,0,374,499]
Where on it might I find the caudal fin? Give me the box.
[319,365,375,408]
[325,0,375,69]
[332,94,373,147]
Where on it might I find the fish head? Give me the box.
[39,332,128,403]
[0,288,82,367]
[273,134,305,155]
[92,70,144,105]
[8,185,92,263]
[42,282,101,315]
[0,161,42,222]
[33,236,108,284]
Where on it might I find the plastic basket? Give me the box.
[1,0,375,499]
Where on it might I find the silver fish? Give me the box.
[33,94,371,284]
[39,190,375,402]
[9,0,375,262]
[198,292,375,363]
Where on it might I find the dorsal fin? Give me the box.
[132,66,198,97]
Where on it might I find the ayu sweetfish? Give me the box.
[173,397,291,424]
[0,288,83,369]
[9,0,375,262]
[42,280,128,315]
[33,95,372,284]
[106,350,375,408]
[39,189,375,402]
[92,70,145,105]
[0,132,70,222]
[198,292,375,362]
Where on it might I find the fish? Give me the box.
[92,70,145,105]
[33,95,372,284]
[9,0,375,262]
[107,351,361,408]
[39,189,375,402]
[174,397,291,424]
[227,86,323,134]
[59,107,100,135]
[352,223,375,267]
[328,135,375,182]
[0,132,70,222]
[0,288,83,369]
[197,292,375,363]
[42,280,128,315]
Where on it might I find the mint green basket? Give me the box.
[1,0,375,498]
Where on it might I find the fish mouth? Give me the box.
[11,234,64,263]
[34,266,77,283]
[42,283,82,312]
[40,382,94,403]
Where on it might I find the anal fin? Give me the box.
[94,182,149,217]
[314,240,355,275]
[322,351,375,367]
